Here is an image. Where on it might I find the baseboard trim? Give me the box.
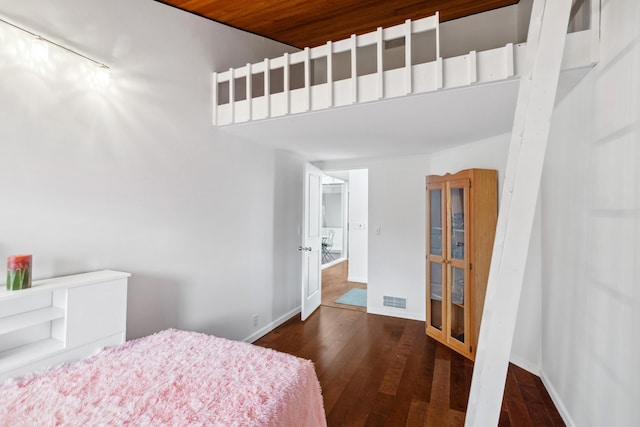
[540,370,575,427]
[322,258,347,270]
[242,306,301,344]
[347,275,368,283]
[509,355,540,376]
[366,306,424,321]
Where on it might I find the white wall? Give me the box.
[320,2,533,83]
[347,170,368,283]
[541,0,640,425]
[439,2,527,59]
[0,0,304,343]
[366,153,433,321]
[516,0,534,43]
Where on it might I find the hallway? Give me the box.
[322,261,367,312]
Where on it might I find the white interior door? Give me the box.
[301,163,322,320]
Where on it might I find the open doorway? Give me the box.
[321,174,347,267]
[320,169,368,312]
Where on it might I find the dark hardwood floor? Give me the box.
[321,260,367,312]
[254,264,564,426]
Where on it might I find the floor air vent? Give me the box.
[383,296,407,309]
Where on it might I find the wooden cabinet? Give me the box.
[426,169,497,360]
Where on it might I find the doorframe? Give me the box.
[310,168,369,310]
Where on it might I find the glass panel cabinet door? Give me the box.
[446,179,469,351]
[429,262,443,331]
[429,189,443,256]
[449,266,465,343]
[427,184,445,336]
[449,186,465,261]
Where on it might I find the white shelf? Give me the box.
[0,338,65,373]
[0,306,65,335]
[0,270,130,301]
[0,270,130,382]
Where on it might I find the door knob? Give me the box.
[298,246,312,252]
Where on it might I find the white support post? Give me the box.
[435,11,440,59]
[350,34,357,104]
[404,19,412,95]
[464,1,573,426]
[228,67,235,124]
[505,43,515,78]
[212,72,218,125]
[264,58,271,118]
[590,0,600,62]
[468,51,477,84]
[435,11,442,89]
[376,27,383,99]
[327,41,333,107]
[304,47,311,111]
[284,52,290,114]
[246,63,252,120]
[436,57,443,89]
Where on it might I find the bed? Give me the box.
[0,329,326,426]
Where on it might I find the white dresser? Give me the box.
[0,270,130,382]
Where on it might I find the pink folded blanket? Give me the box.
[0,329,326,426]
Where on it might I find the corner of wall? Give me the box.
[540,370,576,427]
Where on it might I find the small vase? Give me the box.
[7,255,32,291]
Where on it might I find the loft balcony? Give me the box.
[212,1,598,128]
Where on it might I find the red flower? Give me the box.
[7,255,32,272]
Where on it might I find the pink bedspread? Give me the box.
[0,329,326,426]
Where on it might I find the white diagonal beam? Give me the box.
[465,0,573,426]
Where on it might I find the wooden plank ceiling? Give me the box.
[156,0,519,48]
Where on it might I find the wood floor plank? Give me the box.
[533,376,566,427]
[353,317,412,425]
[378,322,415,396]
[322,325,378,415]
[449,351,473,412]
[327,366,374,425]
[364,411,388,427]
[511,363,537,386]
[341,332,403,425]
[383,323,430,426]
[503,367,534,427]
[426,344,451,426]
[448,408,465,427]
[252,262,564,427]
[498,410,513,427]
[417,337,438,403]
[326,321,394,424]
[366,392,397,426]
[519,382,555,427]
[405,399,429,427]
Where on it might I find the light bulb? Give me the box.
[93,65,111,90]
[30,36,49,62]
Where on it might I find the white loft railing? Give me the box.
[213,1,597,127]
[213,13,441,126]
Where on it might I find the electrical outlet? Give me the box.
[252,314,258,327]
